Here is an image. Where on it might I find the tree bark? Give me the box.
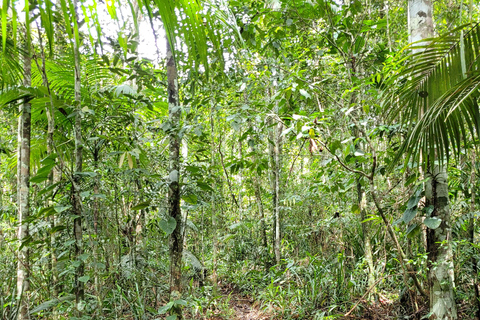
[408,1,458,318]
[17,11,32,318]
[166,36,184,319]
[425,166,458,319]
[72,0,85,314]
[357,181,376,298]
[469,154,480,319]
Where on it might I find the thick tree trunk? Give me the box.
[408,0,434,45]
[425,166,458,319]
[408,1,457,318]
[17,18,32,318]
[166,37,184,319]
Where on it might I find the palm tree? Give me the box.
[383,22,480,319]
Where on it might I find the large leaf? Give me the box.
[383,24,480,166]
[159,217,177,235]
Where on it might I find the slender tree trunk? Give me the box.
[17,11,32,318]
[357,180,375,298]
[72,0,85,314]
[166,36,184,319]
[254,174,268,267]
[408,1,457,318]
[210,106,218,291]
[274,120,283,265]
[469,154,480,319]
[269,113,283,265]
[35,25,61,298]
[268,117,277,259]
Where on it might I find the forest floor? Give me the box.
[208,284,269,320]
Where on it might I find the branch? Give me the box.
[217,139,240,209]
[317,139,370,179]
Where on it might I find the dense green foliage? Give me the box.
[1,0,480,319]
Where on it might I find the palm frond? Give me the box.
[383,23,480,167]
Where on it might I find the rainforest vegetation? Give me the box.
[1,0,480,319]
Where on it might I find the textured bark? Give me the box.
[408,0,457,317]
[72,0,85,314]
[358,182,375,297]
[17,10,32,320]
[269,114,283,265]
[407,0,434,45]
[166,36,184,320]
[425,166,458,319]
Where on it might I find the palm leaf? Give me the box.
[383,23,480,167]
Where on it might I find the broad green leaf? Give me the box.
[158,301,174,314]
[54,205,71,213]
[424,217,442,229]
[30,295,75,314]
[182,194,197,205]
[406,223,419,238]
[159,217,177,235]
[402,207,417,224]
[78,275,90,283]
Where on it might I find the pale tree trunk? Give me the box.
[408,1,457,318]
[357,181,375,297]
[72,0,85,314]
[425,166,458,319]
[17,11,32,319]
[166,37,184,319]
[210,108,218,290]
[269,112,283,265]
[274,120,283,265]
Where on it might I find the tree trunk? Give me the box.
[166,36,184,319]
[408,1,457,318]
[408,0,434,45]
[425,166,458,319]
[357,181,375,298]
[274,121,283,265]
[17,12,32,318]
[210,106,218,291]
[469,154,480,319]
[72,0,85,314]
[269,113,283,266]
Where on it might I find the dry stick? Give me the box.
[344,275,389,317]
[218,139,240,209]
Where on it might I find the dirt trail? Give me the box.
[220,286,269,320]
